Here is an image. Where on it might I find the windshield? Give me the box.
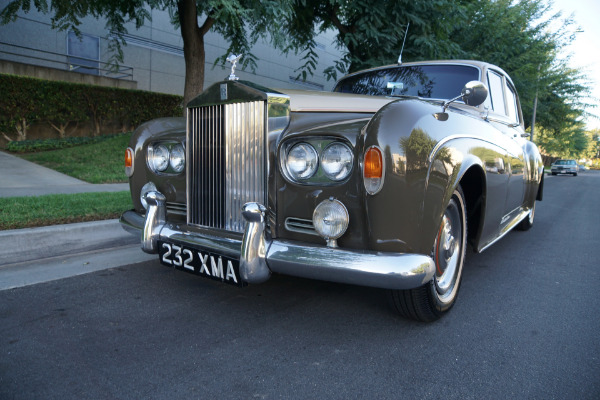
[333,65,480,99]
[555,160,575,165]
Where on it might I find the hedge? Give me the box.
[5,132,129,153]
[0,74,183,142]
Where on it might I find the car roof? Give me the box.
[335,60,511,86]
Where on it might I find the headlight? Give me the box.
[169,144,185,173]
[147,142,185,174]
[313,198,349,247]
[286,143,318,180]
[149,144,169,172]
[321,143,353,181]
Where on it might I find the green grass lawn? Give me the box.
[1,133,133,230]
[19,134,130,183]
[0,192,133,230]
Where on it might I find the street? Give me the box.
[1,171,599,399]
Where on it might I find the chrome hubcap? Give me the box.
[440,215,456,260]
[434,199,463,300]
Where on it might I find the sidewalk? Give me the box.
[0,151,149,274]
[0,151,128,197]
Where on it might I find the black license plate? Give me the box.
[158,241,245,287]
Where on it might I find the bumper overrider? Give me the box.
[119,191,435,290]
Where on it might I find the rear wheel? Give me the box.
[391,187,467,322]
[517,201,535,231]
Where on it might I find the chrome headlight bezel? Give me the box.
[147,141,186,175]
[280,138,354,185]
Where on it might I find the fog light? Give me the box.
[140,181,157,210]
[313,198,349,247]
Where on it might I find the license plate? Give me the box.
[158,241,245,287]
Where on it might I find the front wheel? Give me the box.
[391,187,467,322]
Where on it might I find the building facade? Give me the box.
[0,7,344,95]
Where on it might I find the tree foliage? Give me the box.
[448,0,591,144]
[288,0,593,158]
[286,0,465,80]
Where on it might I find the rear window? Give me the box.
[333,65,480,100]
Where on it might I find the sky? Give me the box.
[550,0,600,130]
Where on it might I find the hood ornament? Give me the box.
[226,54,242,81]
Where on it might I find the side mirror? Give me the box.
[443,81,488,112]
[461,81,488,107]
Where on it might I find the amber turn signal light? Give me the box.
[364,147,382,178]
[125,147,134,177]
[363,146,384,194]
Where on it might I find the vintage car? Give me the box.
[550,159,578,176]
[120,60,544,322]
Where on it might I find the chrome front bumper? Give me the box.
[119,191,435,290]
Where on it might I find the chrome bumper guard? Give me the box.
[119,191,435,290]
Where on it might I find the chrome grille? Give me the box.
[187,101,266,233]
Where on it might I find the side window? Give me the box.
[505,83,519,124]
[487,71,505,115]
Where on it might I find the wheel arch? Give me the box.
[420,148,487,255]
[457,164,486,250]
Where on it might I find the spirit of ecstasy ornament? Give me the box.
[227,54,242,81]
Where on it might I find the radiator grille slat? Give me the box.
[187,101,266,233]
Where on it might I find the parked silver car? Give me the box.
[551,159,578,176]
[120,60,544,322]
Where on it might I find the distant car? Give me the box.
[579,164,587,172]
[551,159,578,176]
[120,60,544,322]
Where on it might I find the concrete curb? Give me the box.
[0,219,139,266]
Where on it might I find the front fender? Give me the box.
[361,99,502,255]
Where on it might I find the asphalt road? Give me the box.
[1,171,599,399]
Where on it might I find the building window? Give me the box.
[67,31,100,75]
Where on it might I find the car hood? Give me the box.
[188,80,397,115]
[273,88,395,113]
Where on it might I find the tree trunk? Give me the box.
[178,0,213,109]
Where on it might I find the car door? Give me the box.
[485,69,526,228]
